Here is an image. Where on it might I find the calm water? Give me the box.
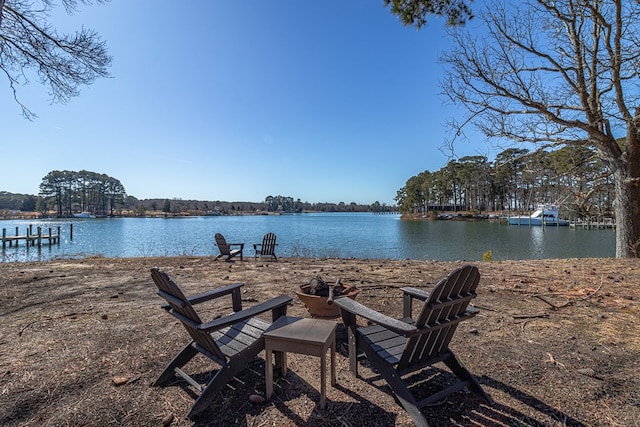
[0,213,615,262]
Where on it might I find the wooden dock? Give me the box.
[569,218,616,230]
[2,225,71,249]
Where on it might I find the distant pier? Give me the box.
[2,224,73,249]
[569,217,616,230]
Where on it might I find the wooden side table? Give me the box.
[264,316,337,409]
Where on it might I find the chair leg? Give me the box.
[188,340,266,418]
[442,350,493,404]
[153,342,199,386]
[339,312,359,376]
[188,365,232,417]
[362,346,430,427]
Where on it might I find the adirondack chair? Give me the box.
[150,267,292,418]
[253,232,278,261]
[334,265,492,427]
[214,233,244,261]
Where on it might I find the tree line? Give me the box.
[261,195,392,213]
[395,145,613,219]
[38,170,126,217]
[131,195,394,216]
[1,172,395,217]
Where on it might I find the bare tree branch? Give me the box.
[0,0,111,119]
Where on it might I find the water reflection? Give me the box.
[529,226,545,257]
[1,214,615,262]
[398,219,615,261]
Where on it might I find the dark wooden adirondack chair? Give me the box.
[150,267,292,418]
[214,233,244,261]
[334,265,492,427]
[253,232,278,261]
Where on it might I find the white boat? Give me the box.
[73,212,96,218]
[508,205,569,226]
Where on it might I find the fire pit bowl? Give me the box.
[296,278,359,318]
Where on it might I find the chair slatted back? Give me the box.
[261,233,277,256]
[398,265,479,370]
[215,233,231,256]
[151,268,227,361]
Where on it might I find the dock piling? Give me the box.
[1,224,67,250]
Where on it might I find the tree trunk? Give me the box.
[613,164,640,258]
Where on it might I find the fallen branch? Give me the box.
[362,284,407,290]
[533,276,605,309]
[513,313,549,319]
[488,287,536,294]
[507,274,549,281]
[571,276,605,303]
[18,321,37,337]
[473,304,498,312]
[533,294,566,309]
[544,352,565,368]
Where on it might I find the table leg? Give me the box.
[320,351,326,409]
[279,351,288,376]
[330,340,336,386]
[265,349,273,399]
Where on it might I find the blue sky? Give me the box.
[1,0,488,205]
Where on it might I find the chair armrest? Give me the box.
[253,243,277,250]
[189,283,244,305]
[400,287,431,301]
[229,243,244,248]
[160,282,244,310]
[399,286,431,318]
[198,294,292,332]
[334,298,418,337]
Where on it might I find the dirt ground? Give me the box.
[0,256,638,427]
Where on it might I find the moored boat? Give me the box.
[508,205,569,226]
[72,212,96,218]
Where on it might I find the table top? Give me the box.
[264,316,337,345]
